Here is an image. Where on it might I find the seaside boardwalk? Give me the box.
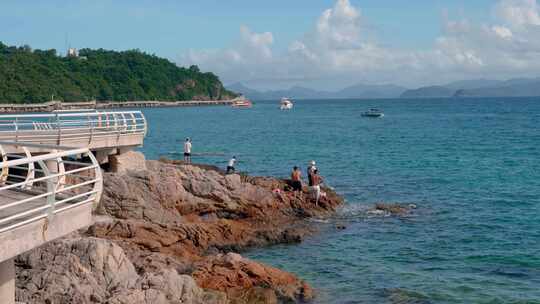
[0,110,147,164]
[0,110,148,303]
[0,142,103,304]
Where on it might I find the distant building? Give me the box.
[67,48,78,57]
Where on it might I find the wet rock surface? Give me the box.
[369,203,417,216]
[16,160,343,304]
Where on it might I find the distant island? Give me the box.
[0,42,237,104]
[229,77,540,100]
[400,78,540,98]
[226,82,407,100]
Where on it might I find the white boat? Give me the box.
[231,96,253,108]
[231,99,252,108]
[361,109,384,118]
[280,98,293,110]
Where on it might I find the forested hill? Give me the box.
[0,42,237,103]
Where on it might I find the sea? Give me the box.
[140,98,540,304]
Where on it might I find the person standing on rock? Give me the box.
[307,160,317,186]
[291,166,303,199]
[184,138,192,164]
[311,169,323,206]
[226,156,236,174]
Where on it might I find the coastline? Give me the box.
[15,157,344,304]
[0,99,237,113]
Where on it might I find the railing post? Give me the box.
[56,114,61,146]
[86,151,103,209]
[88,114,94,145]
[113,113,118,130]
[37,159,56,220]
[142,113,148,136]
[14,118,18,142]
[129,113,136,133]
[120,113,127,133]
[0,145,7,185]
[114,113,120,143]
[21,146,34,190]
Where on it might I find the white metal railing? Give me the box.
[0,110,147,146]
[0,141,103,233]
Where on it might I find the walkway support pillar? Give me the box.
[0,258,15,304]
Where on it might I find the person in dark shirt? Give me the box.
[291,166,303,199]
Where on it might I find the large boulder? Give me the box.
[109,151,147,174]
[16,237,138,303]
[15,237,221,304]
[193,253,313,304]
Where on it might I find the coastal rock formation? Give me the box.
[194,253,313,303]
[109,151,147,174]
[15,237,217,304]
[16,160,343,303]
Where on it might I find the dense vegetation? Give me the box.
[0,42,237,103]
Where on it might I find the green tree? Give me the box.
[0,42,238,104]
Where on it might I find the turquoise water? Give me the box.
[139,98,540,304]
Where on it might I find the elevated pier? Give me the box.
[0,100,234,113]
[0,142,103,303]
[0,110,147,165]
[0,109,148,302]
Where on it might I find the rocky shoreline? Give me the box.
[15,159,344,304]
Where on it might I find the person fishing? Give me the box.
[226,156,236,174]
[183,137,192,164]
[311,169,323,206]
[307,160,317,186]
[291,166,303,199]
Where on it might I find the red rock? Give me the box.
[18,160,343,303]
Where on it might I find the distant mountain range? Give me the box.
[228,77,540,100]
[226,83,407,100]
[400,78,540,98]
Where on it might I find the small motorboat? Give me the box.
[361,109,384,118]
[280,97,293,110]
[231,97,253,108]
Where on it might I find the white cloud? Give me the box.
[492,25,513,38]
[316,0,361,48]
[239,26,274,61]
[179,0,540,89]
[496,0,540,28]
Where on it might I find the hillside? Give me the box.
[454,78,540,97]
[0,42,237,103]
[336,83,406,99]
[400,86,455,98]
[443,79,503,90]
[400,78,540,98]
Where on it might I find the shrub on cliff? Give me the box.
[0,41,238,103]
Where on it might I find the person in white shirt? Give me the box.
[183,138,192,163]
[226,156,236,174]
[307,160,317,186]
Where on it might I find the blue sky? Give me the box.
[0,0,495,56]
[1,0,539,89]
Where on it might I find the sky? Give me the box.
[1,0,540,90]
